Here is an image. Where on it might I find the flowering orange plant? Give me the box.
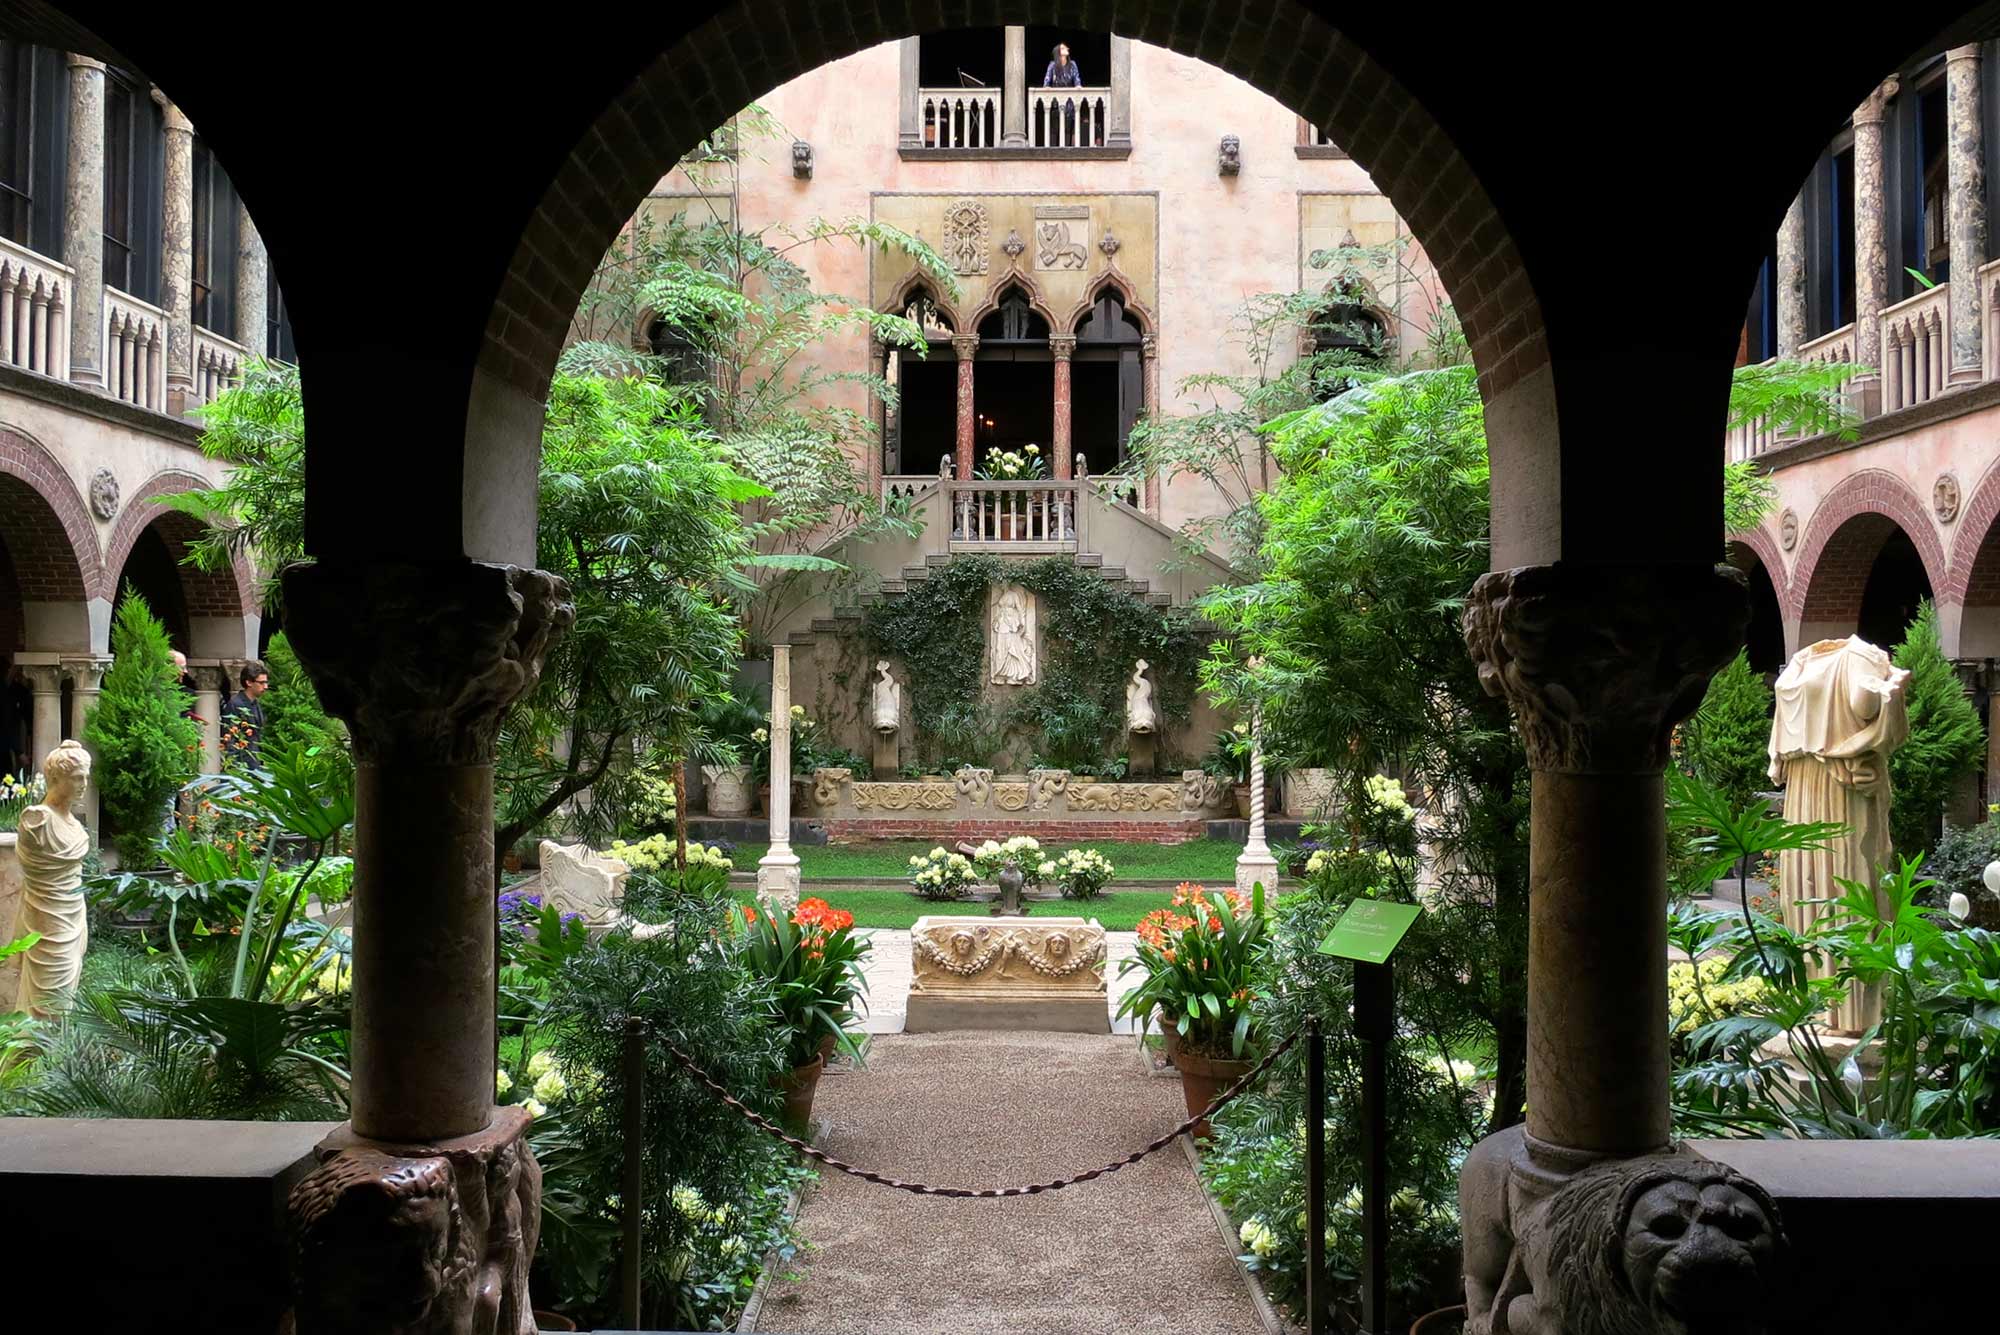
[737,895,871,1066]
[1118,881,1271,1058]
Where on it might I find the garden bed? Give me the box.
[729,838,1245,883]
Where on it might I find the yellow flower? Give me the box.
[496,1069,514,1096]
[790,705,805,719]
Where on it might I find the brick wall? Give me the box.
[819,818,1211,845]
[1946,465,2000,608]
[0,430,97,603]
[1791,471,1947,625]
[101,472,256,616]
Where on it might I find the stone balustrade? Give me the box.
[191,325,248,408]
[881,474,939,504]
[948,478,1078,549]
[1029,87,1111,148]
[0,237,73,379]
[1881,283,1951,412]
[102,287,168,412]
[920,88,1001,148]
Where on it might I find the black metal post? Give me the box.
[620,1015,645,1330]
[1356,960,1394,1335]
[1305,1013,1327,1335]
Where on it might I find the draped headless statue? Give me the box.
[1768,636,1910,1034]
[13,739,93,1017]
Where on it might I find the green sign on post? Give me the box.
[1316,898,1422,965]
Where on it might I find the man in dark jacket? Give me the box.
[220,659,271,769]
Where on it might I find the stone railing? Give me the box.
[191,325,248,408]
[103,287,168,412]
[920,88,1001,149]
[949,479,1079,548]
[1030,87,1111,148]
[1724,358,1781,461]
[1880,283,1950,413]
[0,237,72,379]
[882,474,941,504]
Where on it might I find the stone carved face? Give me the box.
[1779,508,1798,551]
[1620,1177,1783,1326]
[1045,932,1071,959]
[89,467,120,521]
[950,930,977,958]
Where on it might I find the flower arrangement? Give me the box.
[606,834,732,874]
[0,769,45,833]
[907,846,978,900]
[974,444,1048,480]
[496,1045,578,1121]
[1666,956,1769,1038]
[1040,847,1115,900]
[625,761,680,833]
[972,835,1044,888]
[1203,723,1256,786]
[737,897,870,1066]
[1117,882,1271,1057]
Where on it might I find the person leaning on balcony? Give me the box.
[1042,43,1088,144]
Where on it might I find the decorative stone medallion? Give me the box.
[1779,508,1798,551]
[1033,205,1090,271]
[1001,228,1026,259]
[89,467,119,521]
[942,199,990,276]
[1098,228,1122,258]
[1935,472,1961,524]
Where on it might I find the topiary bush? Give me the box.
[1890,601,1985,859]
[1677,649,1773,814]
[83,594,201,866]
[259,631,350,783]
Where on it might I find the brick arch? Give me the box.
[1943,455,2000,609]
[1789,470,1947,626]
[1063,267,1159,339]
[102,471,258,616]
[477,1,1543,408]
[0,424,102,603]
[1727,524,1790,607]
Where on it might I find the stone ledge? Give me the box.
[1751,373,2000,473]
[897,145,1133,162]
[0,359,206,444]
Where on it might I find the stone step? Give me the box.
[1097,565,1126,582]
[877,579,906,595]
[1075,553,1104,568]
[901,565,932,582]
[1146,592,1173,607]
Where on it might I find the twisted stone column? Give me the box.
[1050,334,1076,480]
[155,92,195,413]
[1234,697,1278,895]
[1776,192,1807,357]
[758,644,800,907]
[62,55,106,389]
[1140,333,1161,516]
[952,334,979,480]
[1948,45,1988,381]
[1853,78,1898,412]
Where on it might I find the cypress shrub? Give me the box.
[1890,601,1986,858]
[84,594,201,865]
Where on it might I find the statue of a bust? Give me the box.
[872,659,900,735]
[13,739,92,1017]
[1126,659,1157,735]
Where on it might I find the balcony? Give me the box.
[899,33,1131,160]
[919,88,1001,149]
[0,237,73,380]
[1027,88,1111,149]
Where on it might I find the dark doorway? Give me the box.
[1071,360,1126,468]
[1857,528,1931,651]
[115,523,191,653]
[896,347,958,477]
[972,359,1054,458]
[1741,553,1786,676]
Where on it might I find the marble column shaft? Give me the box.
[952,334,979,480]
[1050,335,1075,480]
[1948,46,1988,377]
[1853,80,1897,376]
[62,56,106,389]
[22,664,63,771]
[67,657,109,838]
[1464,564,1746,1157]
[282,560,572,1142]
[194,667,227,774]
[1140,334,1161,516]
[757,645,800,905]
[156,93,196,410]
[1776,193,1807,356]
[235,202,269,358]
[1002,27,1029,147]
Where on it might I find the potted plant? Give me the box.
[1117,881,1270,1135]
[700,691,765,817]
[907,846,979,901]
[736,896,869,1130]
[1205,725,1256,818]
[974,446,1048,539]
[1041,847,1115,900]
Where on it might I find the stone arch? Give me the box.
[102,471,259,625]
[1791,471,1947,651]
[1063,268,1158,339]
[964,271,1061,339]
[1724,531,1790,673]
[882,270,959,335]
[1947,456,2000,657]
[0,423,103,608]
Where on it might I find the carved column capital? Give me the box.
[1140,333,1159,359]
[1048,334,1077,360]
[1854,75,1899,126]
[150,88,193,135]
[1463,563,1746,774]
[950,333,980,359]
[65,53,105,72]
[280,561,573,767]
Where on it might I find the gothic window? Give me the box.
[0,42,64,252]
[191,137,239,337]
[978,287,1048,342]
[266,267,297,363]
[101,70,162,301]
[646,317,708,387]
[1306,289,1387,401]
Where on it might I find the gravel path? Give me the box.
[751,1031,1265,1335]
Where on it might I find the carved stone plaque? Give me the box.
[1034,204,1090,271]
[943,200,990,276]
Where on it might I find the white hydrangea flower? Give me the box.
[533,1069,568,1103]
[520,1097,548,1119]
[495,1069,514,1096]
[526,1049,555,1080]
[671,1185,704,1219]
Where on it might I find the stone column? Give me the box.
[868,336,890,485]
[193,665,227,774]
[156,92,196,414]
[1853,78,1898,414]
[952,334,979,480]
[1050,334,1076,480]
[1140,334,1161,516]
[1002,26,1029,148]
[1108,36,1134,148]
[897,38,923,151]
[1234,695,1279,896]
[62,55,106,390]
[1777,192,1807,356]
[21,663,63,771]
[235,201,269,359]
[66,656,110,839]
[757,644,800,907]
[1948,45,1988,382]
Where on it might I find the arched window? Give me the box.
[978,287,1048,342]
[1305,287,1388,401]
[1073,289,1144,466]
[646,317,708,387]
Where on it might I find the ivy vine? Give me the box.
[863,555,1210,770]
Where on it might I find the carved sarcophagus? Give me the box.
[905,915,1108,1034]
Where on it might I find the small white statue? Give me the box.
[990,585,1038,685]
[872,659,901,734]
[1126,659,1157,735]
[13,739,92,1018]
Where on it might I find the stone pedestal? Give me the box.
[1128,731,1156,778]
[757,644,801,907]
[905,915,1108,1033]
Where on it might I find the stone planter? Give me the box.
[1233,784,1251,820]
[1173,1045,1254,1139]
[0,832,22,1007]
[703,763,754,817]
[1284,767,1338,819]
[774,1053,825,1131]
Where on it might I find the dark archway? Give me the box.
[1726,540,1788,674]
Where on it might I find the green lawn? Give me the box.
[729,886,1184,931]
[722,838,1246,883]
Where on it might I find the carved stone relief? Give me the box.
[851,781,957,812]
[791,139,813,179]
[1001,228,1026,259]
[990,585,1038,685]
[953,766,995,806]
[1034,205,1090,270]
[812,768,852,809]
[1098,229,1121,258]
[1067,782,1181,812]
[909,917,1106,994]
[88,467,119,520]
[942,200,990,276]
[1935,472,1961,524]
[993,782,1031,812]
[1218,134,1242,175]
[1779,508,1798,551]
[1029,768,1070,811]
[1180,769,1228,812]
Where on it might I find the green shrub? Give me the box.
[1678,650,1773,813]
[1923,819,2000,904]
[259,631,349,777]
[83,595,201,866]
[1890,602,1985,858]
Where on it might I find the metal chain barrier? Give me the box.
[654,1025,1301,1199]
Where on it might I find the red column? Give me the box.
[952,334,979,480]
[1050,334,1076,480]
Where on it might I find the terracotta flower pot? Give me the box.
[532,1312,579,1332]
[1173,1045,1254,1139]
[774,1053,825,1132]
[1233,784,1252,820]
[1410,1305,1467,1334]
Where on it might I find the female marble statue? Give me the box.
[872,660,900,734]
[990,586,1037,685]
[13,739,92,1017]
[1768,636,1910,1034]
[1126,659,1157,735]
